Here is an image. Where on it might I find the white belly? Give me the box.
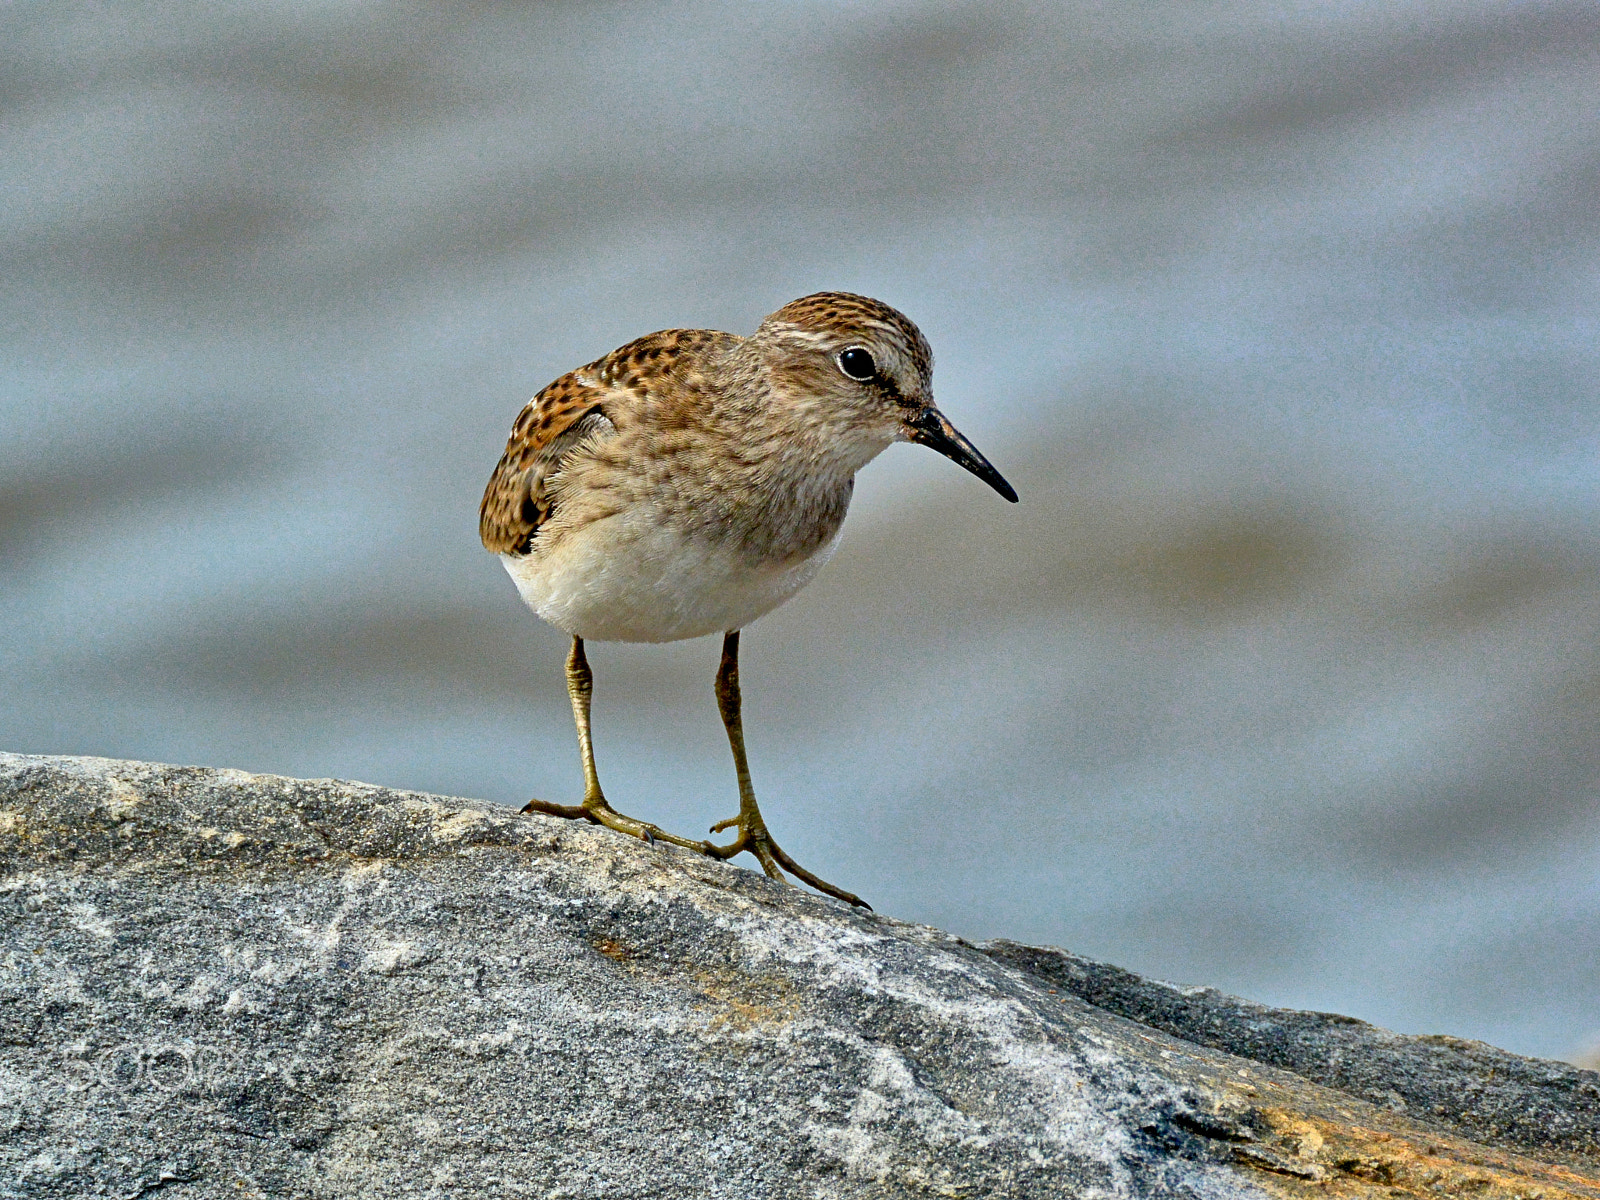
[502,514,842,643]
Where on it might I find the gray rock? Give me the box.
[981,940,1600,1162]
[1,753,1596,1199]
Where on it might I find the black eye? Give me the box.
[837,346,876,381]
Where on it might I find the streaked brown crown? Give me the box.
[764,292,932,383]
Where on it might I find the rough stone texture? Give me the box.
[1,754,1596,1200]
[981,941,1600,1163]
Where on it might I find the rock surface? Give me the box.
[1,753,1596,1200]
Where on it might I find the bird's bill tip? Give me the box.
[907,407,1018,503]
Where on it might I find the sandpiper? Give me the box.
[480,292,1017,906]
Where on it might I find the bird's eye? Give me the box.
[837,347,876,381]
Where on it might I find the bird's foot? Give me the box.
[521,795,701,853]
[521,796,868,908]
[706,816,870,909]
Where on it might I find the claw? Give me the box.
[701,819,869,908]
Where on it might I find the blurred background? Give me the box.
[4,0,1599,1064]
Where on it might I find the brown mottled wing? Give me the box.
[479,373,616,556]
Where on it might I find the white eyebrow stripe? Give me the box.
[770,324,833,346]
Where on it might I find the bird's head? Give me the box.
[750,291,1018,502]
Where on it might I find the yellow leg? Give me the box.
[522,636,706,853]
[704,631,869,909]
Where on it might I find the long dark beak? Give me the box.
[906,407,1018,503]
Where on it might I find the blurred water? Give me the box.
[4,0,1599,1062]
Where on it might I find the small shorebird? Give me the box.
[480,292,1016,906]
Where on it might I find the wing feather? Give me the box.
[479,374,616,556]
